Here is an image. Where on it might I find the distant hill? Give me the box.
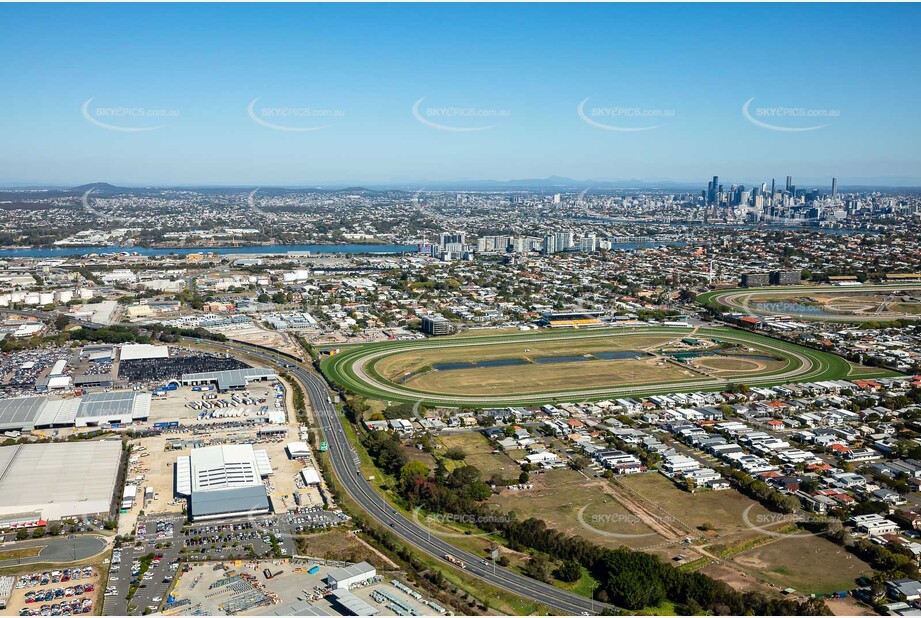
[70,182,133,194]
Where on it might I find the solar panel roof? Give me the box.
[76,391,137,418]
[0,397,46,431]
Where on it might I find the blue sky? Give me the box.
[1,3,919,187]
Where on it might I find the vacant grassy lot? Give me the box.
[619,472,774,545]
[489,469,667,549]
[0,546,43,561]
[438,432,520,479]
[730,534,872,594]
[295,528,395,569]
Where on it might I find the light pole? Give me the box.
[591,581,596,614]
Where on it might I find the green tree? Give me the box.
[555,559,583,583]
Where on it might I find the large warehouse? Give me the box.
[0,441,122,525]
[180,367,277,392]
[175,444,273,521]
[74,391,151,427]
[0,391,150,431]
[119,343,169,361]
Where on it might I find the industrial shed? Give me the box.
[119,343,169,361]
[175,444,272,521]
[0,396,80,432]
[74,391,151,427]
[180,367,277,392]
[299,468,321,486]
[0,441,122,524]
[0,397,48,432]
[326,562,377,590]
[286,441,311,459]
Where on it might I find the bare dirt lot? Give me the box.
[213,322,304,359]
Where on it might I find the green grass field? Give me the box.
[322,325,892,406]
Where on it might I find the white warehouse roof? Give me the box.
[300,468,321,485]
[184,444,273,494]
[0,441,122,522]
[120,344,169,361]
[287,441,311,458]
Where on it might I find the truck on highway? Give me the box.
[444,554,465,569]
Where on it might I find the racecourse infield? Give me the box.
[321,325,892,407]
[699,283,921,322]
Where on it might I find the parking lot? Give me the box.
[4,566,100,617]
[102,515,184,616]
[181,516,297,562]
[0,345,73,398]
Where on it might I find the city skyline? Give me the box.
[1,3,920,186]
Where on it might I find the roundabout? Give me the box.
[321,326,873,407]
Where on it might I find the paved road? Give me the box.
[202,339,606,615]
[0,535,107,568]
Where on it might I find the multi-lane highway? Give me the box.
[208,340,606,615]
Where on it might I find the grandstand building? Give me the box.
[538,310,605,328]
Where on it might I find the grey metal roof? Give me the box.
[188,485,270,519]
[34,398,80,426]
[258,601,331,616]
[0,441,122,521]
[76,391,149,420]
[181,368,276,391]
[0,397,46,431]
[329,590,379,616]
[327,561,376,583]
[77,391,134,417]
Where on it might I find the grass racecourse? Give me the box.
[321,325,894,407]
